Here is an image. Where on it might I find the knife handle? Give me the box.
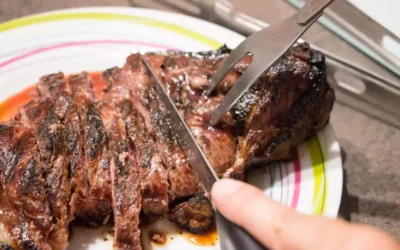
[216,210,268,250]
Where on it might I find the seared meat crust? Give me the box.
[17,100,71,250]
[0,123,52,250]
[0,43,334,249]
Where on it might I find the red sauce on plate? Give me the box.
[0,72,106,122]
[183,228,218,246]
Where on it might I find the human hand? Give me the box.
[211,179,400,250]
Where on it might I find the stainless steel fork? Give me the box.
[204,0,335,125]
[130,0,400,129]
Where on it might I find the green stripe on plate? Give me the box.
[308,136,327,215]
[0,12,222,49]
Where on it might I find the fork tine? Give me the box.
[205,42,248,96]
[209,58,265,125]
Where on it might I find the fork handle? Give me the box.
[297,0,335,24]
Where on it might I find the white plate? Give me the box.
[0,7,343,250]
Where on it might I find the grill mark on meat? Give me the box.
[0,123,52,250]
[67,73,112,224]
[98,102,142,250]
[160,54,239,177]
[103,68,169,216]
[0,43,334,249]
[35,72,84,223]
[0,243,14,250]
[150,103,202,201]
[17,100,71,250]
[36,73,72,120]
[106,55,202,206]
[130,55,202,201]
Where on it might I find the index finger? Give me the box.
[211,179,400,250]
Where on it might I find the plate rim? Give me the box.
[0,6,343,217]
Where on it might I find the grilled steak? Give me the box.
[98,102,142,250]
[35,73,82,220]
[17,99,71,250]
[0,43,334,249]
[147,42,333,179]
[0,123,52,250]
[68,73,112,223]
[103,67,170,216]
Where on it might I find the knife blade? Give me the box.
[140,55,218,192]
[141,55,267,250]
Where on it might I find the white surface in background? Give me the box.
[348,0,400,37]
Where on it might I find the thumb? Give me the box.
[211,179,400,250]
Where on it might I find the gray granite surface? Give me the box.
[1,0,399,240]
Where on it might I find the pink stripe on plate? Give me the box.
[0,40,178,69]
[290,151,301,208]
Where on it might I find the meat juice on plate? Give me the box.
[0,72,106,122]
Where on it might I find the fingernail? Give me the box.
[212,179,244,198]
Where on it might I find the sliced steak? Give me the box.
[103,67,170,216]
[67,73,112,224]
[35,72,86,223]
[98,102,142,250]
[0,123,53,250]
[17,99,71,250]
[121,55,202,201]
[0,43,334,249]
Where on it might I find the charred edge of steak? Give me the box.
[68,72,112,225]
[0,123,53,250]
[221,43,333,179]
[102,67,121,92]
[103,62,171,216]
[36,72,72,120]
[163,44,231,59]
[0,243,14,250]
[231,42,327,130]
[98,102,142,250]
[17,100,71,249]
[169,194,214,234]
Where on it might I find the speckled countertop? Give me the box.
[1,0,399,240]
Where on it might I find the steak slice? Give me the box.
[98,102,142,250]
[121,55,202,200]
[35,72,86,223]
[159,51,239,176]
[0,123,52,250]
[104,58,202,210]
[67,73,112,224]
[103,67,169,216]
[17,99,71,250]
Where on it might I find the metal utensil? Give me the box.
[205,0,335,125]
[130,0,400,129]
[285,0,400,78]
[141,55,268,250]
